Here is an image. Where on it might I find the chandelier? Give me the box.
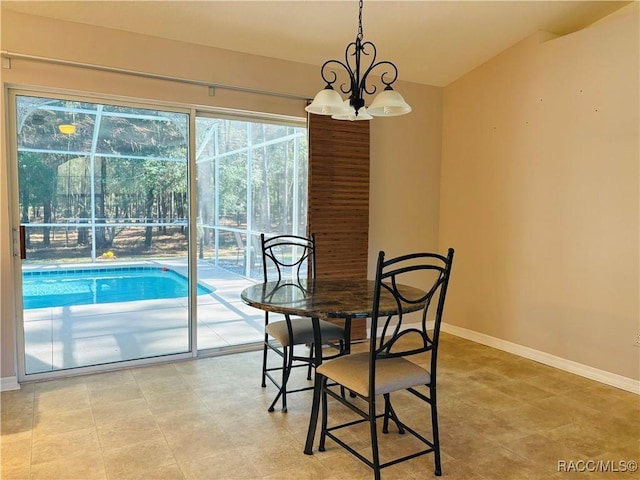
[305,0,411,121]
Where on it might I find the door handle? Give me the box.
[19,226,26,260]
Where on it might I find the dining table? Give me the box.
[240,277,427,455]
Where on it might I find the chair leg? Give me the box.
[382,393,405,434]
[307,344,314,380]
[383,394,390,434]
[267,345,292,412]
[431,388,442,476]
[319,376,329,452]
[338,339,346,399]
[282,345,294,412]
[369,398,382,480]
[261,332,269,388]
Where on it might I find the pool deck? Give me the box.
[21,260,275,375]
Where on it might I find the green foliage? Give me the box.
[19,152,56,207]
[16,95,308,250]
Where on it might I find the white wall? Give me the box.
[440,6,639,383]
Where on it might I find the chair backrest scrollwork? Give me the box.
[369,248,455,393]
[261,233,317,282]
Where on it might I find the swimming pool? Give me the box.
[22,267,212,309]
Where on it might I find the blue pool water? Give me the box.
[22,267,212,309]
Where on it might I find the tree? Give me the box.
[18,152,57,246]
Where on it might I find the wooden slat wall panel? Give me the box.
[308,114,370,339]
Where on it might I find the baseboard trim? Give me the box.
[1,376,20,392]
[441,323,640,395]
[370,322,639,394]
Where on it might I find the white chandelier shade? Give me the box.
[305,88,348,116]
[367,89,412,117]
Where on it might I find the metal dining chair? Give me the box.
[316,248,454,478]
[260,233,349,412]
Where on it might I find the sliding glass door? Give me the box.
[194,115,308,351]
[12,92,192,377]
[10,90,309,379]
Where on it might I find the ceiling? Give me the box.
[2,0,630,87]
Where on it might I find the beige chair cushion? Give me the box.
[266,317,344,347]
[317,352,431,397]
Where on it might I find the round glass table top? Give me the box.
[241,278,426,319]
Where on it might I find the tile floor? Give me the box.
[2,333,638,480]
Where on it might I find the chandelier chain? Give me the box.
[357,0,364,41]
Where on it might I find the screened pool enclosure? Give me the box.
[15,95,308,277]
